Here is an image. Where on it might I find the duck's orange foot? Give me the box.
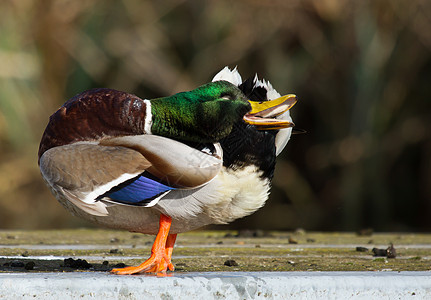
[110,214,177,275]
[110,253,174,275]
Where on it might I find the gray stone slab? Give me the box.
[1,271,431,299]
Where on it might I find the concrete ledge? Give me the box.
[1,271,430,299]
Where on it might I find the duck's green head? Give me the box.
[150,81,250,143]
[150,80,295,143]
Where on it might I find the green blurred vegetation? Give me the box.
[0,0,430,231]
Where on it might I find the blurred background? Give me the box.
[0,0,430,231]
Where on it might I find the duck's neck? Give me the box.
[219,123,277,180]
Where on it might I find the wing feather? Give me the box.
[100,135,223,188]
[40,142,151,215]
[40,136,223,216]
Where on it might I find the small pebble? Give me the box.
[102,261,109,266]
[112,263,126,268]
[216,241,223,245]
[110,238,120,243]
[109,248,119,254]
[25,261,35,270]
[306,238,316,243]
[224,259,238,267]
[21,251,29,257]
[387,244,397,258]
[372,248,387,257]
[288,236,298,244]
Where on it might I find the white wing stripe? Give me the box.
[82,172,141,204]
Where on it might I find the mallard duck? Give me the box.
[38,67,298,275]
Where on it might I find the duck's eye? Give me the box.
[220,93,233,100]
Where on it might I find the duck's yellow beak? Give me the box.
[243,94,297,130]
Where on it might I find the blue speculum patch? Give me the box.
[106,175,174,205]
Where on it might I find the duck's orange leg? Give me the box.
[111,214,177,275]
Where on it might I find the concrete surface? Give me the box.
[1,230,431,298]
[1,271,431,299]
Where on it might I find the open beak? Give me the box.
[243,94,297,130]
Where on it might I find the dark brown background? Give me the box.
[0,0,430,231]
